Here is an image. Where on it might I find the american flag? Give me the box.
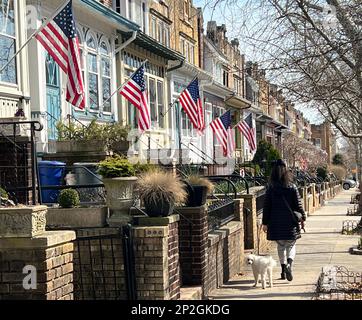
[236,113,257,152]
[179,78,205,133]
[35,1,85,109]
[210,110,235,158]
[120,65,151,132]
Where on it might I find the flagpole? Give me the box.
[0,1,70,74]
[160,76,198,119]
[99,60,148,111]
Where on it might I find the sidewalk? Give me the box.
[209,189,362,300]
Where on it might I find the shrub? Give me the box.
[252,140,281,176]
[186,175,214,194]
[133,163,156,176]
[58,189,80,208]
[98,155,136,178]
[56,120,130,151]
[332,154,345,166]
[317,167,328,180]
[329,165,347,180]
[136,170,187,205]
[0,187,8,200]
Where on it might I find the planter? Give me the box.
[186,185,208,207]
[144,199,175,217]
[56,140,107,153]
[0,206,47,238]
[110,141,130,154]
[102,177,138,211]
[46,206,108,229]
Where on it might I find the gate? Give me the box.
[73,226,137,300]
[0,121,43,205]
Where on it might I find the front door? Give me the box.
[46,54,61,141]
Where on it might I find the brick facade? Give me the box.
[0,231,75,300]
[133,215,181,300]
[205,222,243,296]
[178,206,208,287]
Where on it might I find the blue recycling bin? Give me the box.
[38,161,66,204]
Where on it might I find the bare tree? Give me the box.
[200,0,362,219]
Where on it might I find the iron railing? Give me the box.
[315,266,362,300]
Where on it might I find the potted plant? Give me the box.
[58,189,80,208]
[136,170,187,217]
[46,189,108,229]
[55,120,130,154]
[184,175,214,207]
[98,155,137,212]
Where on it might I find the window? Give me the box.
[0,0,16,84]
[123,52,165,130]
[157,21,163,43]
[157,81,164,128]
[164,26,170,48]
[180,38,185,55]
[128,0,132,20]
[77,29,113,114]
[87,35,98,110]
[142,2,147,33]
[150,16,156,38]
[223,69,229,87]
[184,0,190,19]
[180,36,195,64]
[100,41,111,113]
[115,0,121,13]
[315,138,321,148]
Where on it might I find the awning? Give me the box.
[77,0,139,32]
[225,94,251,109]
[119,31,185,62]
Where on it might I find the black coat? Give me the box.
[262,183,306,241]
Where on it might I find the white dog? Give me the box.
[247,254,277,289]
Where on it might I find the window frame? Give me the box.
[123,53,166,131]
[0,0,17,86]
[75,28,113,114]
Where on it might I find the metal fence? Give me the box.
[315,266,362,300]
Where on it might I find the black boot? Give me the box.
[285,258,293,281]
[280,264,287,280]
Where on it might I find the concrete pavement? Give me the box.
[209,189,362,300]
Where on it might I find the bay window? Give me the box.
[76,28,113,114]
[0,0,16,84]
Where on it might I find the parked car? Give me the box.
[342,179,357,190]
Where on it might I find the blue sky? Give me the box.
[193,0,323,124]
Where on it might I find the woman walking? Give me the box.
[262,159,306,281]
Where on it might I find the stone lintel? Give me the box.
[0,231,76,249]
[133,226,169,238]
[133,214,180,226]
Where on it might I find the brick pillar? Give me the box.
[0,206,76,300]
[234,199,245,267]
[177,206,208,291]
[311,183,317,209]
[132,215,180,300]
[238,194,257,250]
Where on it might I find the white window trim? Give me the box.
[74,27,114,115]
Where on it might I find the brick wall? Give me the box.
[178,206,208,287]
[133,215,181,300]
[0,232,75,300]
[168,221,180,300]
[73,228,126,300]
[205,222,243,297]
[98,0,112,8]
